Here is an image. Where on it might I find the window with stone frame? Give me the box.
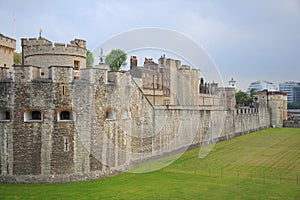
[57,110,76,122]
[24,110,43,122]
[0,110,11,121]
[105,110,116,120]
[74,60,80,70]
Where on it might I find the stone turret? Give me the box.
[267,91,287,128]
[21,37,86,78]
[258,90,287,128]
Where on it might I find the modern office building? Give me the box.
[279,81,300,103]
[247,80,278,93]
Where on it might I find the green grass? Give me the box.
[0,128,300,199]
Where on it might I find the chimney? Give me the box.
[130,56,137,70]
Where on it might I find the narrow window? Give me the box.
[62,85,66,96]
[64,137,70,152]
[74,60,80,70]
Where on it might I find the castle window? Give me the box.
[121,110,129,119]
[0,110,11,121]
[41,72,45,76]
[74,60,80,70]
[64,137,70,152]
[106,110,116,120]
[24,110,43,122]
[57,110,76,122]
[163,99,170,106]
[61,84,66,96]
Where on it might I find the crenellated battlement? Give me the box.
[0,34,16,50]
[21,37,52,46]
[22,38,86,58]
[0,65,78,83]
[22,37,86,48]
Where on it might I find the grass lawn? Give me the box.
[0,128,299,199]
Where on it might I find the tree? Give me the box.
[249,88,258,98]
[105,49,127,71]
[86,50,94,68]
[235,91,252,106]
[14,52,22,65]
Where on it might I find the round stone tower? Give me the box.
[21,37,86,78]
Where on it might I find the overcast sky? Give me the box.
[0,0,299,90]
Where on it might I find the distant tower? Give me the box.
[229,78,236,88]
[99,48,106,65]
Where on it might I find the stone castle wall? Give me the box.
[0,34,16,70]
[0,66,279,183]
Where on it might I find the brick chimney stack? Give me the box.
[130,56,137,70]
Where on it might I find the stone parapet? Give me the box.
[0,34,16,50]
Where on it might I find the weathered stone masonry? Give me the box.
[0,34,286,183]
[0,63,284,183]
